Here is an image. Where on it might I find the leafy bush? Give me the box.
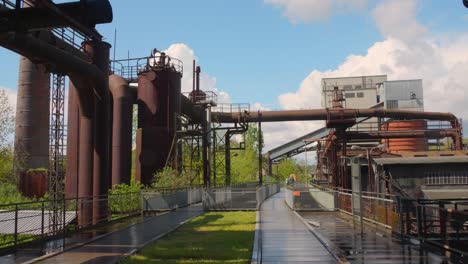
[108,180,143,214]
[151,167,198,188]
[0,148,14,183]
[0,182,36,205]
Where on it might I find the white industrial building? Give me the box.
[378,79,424,112]
[321,75,425,132]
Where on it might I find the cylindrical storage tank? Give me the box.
[381,120,428,152]
[136,65,182,185]
[14,57,50,174]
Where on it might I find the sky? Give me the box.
[1,0,468,152]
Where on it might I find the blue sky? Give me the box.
[0,1,466,104]
[1,0,468,149]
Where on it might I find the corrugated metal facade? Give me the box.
[379,79,424,111]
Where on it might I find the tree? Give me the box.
[0,89,14,149]
[0,89,15,182]
[273,158,303,182]
[230,124,264,183]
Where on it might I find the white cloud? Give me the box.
[263,0,468,152]
[264,0,367,23]
[163,43,231,104]
[372,0,426,42]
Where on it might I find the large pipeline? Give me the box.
[344,129,459,140]
[211,109,459,124]
[0,32,107,116]
[212,108,463,150]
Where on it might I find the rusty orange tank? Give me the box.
[381,120,428,152]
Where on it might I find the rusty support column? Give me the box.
[65,82,79,199]
[14,57,50,178]
[202,112,210,187]
[109,74,132,186]
[77,113,93,226]
[83,41,112,224]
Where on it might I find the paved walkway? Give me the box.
[300,211,459,264]
[260,191,337,264]
[36,204,203,264]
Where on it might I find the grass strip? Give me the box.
[121,211,256,264]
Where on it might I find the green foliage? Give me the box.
[109,180,143,214]
[0,182,36,205]
[152,167,198,188]
[26,167,48,173]
[0,148,14,182]
[122,212,255,264]
[273,158,303,182]
[214,124,265,185]
[0,233,35,249]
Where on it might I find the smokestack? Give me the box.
[196,66,201,92]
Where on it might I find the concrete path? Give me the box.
[300,211,457,264]
[36,204,203,264]
[260,190,337,264]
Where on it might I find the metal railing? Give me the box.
[0,183,282,255]
[110,54,183,82]
[142,187,203,211]
[0,192,141,253]
[285,184,399,229]
[284,184,468,255]
[212,103,250,113]
[202,183,280,211]
[397,198,468,255]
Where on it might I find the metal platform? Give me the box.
[259,190,338,263]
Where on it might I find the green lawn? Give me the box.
[121,211,256,264]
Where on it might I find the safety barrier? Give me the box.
[142,187,203,211]
[397,198,468,255]
[202,183,281,210]
[284,184,336,211]
[0,192,141,253]
[285,184,398,229]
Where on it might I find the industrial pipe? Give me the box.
[83,41,112,225]
[212,109,459,124]
[0,31,107,116]
[109,74,132,186]
[344,130,459,140]
[212,108,462,149]
[65,82,80,199]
